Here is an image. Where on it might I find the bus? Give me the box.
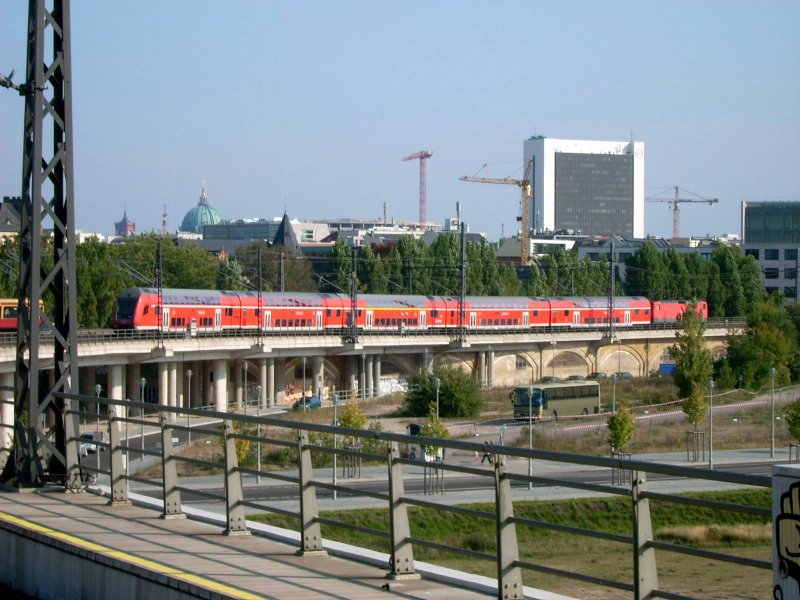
[511,381,602,421]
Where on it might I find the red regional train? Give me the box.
[0,298,46,331]
[111,288,708,334]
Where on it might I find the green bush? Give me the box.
[404,366,482,418]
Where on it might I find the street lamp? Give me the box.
[186,369,192,444]
[139,377,146,451]
[243,362,248,415]
[332,393,338,501]
[770,368,777,458]
[708,379,715,470]
[361,353,365,400]
[302,357,307,412]
[550,341,557,380]
[433,377,441,418]
[611,373,617,414]
[94,384,102,471]
[255,385,262,484]
[528,387,533,490]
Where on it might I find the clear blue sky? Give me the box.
[1,0,798,240]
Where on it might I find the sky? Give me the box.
[1,0,799,241]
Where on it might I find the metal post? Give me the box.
[434,377,440,418]
[387,442,417,579]
[94,384,102,471]
[708,379,715,470]
[255,386,262,484]
[302,357,307,412]
[222,420,248,536]
[770,368,777,458]
[298,430,326,555]
[361,353,366,400]
[528,390,533,490]
[186,369,192,444]
[495,455,523,598]
[139,378,146,451]
[632,471,658,598]
[243,362,248,415]
[332,395,338,501]
[612,373,617,414]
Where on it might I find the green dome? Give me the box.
[180,184,222,233]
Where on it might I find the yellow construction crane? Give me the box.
[459,160,533,264]
[646,186,718,238]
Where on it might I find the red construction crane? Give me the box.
[646,186,718,238]
[402,150,433,226]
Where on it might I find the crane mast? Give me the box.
[459,161,533,264]
[402,150,433,226]
[646,186,719,238]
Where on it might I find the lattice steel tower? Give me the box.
[4,0,81,489]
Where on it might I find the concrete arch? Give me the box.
[378,355,419,379]
[286,357,341,396]
[491,352,539,387]
[546,349,593,379]
[599,344,645,377]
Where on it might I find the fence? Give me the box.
[58,391,772,600]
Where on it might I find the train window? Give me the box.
[391,318,397,326]
[533,310,538,317]
[155,306,161,315]
[431,309,438,318]
[3,306,17,318]
[143,306,149,315]
[645,309,650,314]
[326,309,331,316]
[494,319,499,325]
[563,310,568,316]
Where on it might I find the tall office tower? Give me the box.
[523,137,645,237]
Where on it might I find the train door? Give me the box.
[420,311,427,329]
[573,311,581,326]
[315,311,322,330]
[214,308,222,331]
[523,312,529,327]
[263,310,271,330]
[366,310,373,329]
[470,312,477,328]
[624,310,631,325]
[162,307,170,331]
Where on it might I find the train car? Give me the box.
[651,300,708,323]
[465,296,551,330]
[359,294,431,331]
[0,298,45,331]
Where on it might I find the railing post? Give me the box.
[223,419,249,536]
[495,454,523,599]
[159,414,184,520]
[632,470,658,599]
[388,442,418,579]
[298,430,326,555]
[107,407,130,506]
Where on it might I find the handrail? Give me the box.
[58,392,773,600]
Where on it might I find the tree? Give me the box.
[668,303,713,398]
[607,401,635,452]
[682,382,708,430]
[419,404,450,460]
[404,366,482,418]
[624,242,668,299]
[785,399,800,443]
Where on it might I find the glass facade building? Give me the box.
[742,201,800,302]
[554,153,634,236]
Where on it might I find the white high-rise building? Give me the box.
[523,136,645,237]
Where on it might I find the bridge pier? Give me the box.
[372,355,381,397]
[212,359,228,412]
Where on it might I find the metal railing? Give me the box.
[59,392,771,600]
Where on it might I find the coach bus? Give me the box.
[511,381,602,421]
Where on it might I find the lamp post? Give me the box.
[186,369,192,444]
[94,384,102,471]
[611,373,617,414]
[360,353,365,400]
[708,379,715,470]
[302,357,307,412]
[243,362,249,415]
[139,377,146,451]
[432,376,441,418]
[550,341,556,380]
[255,385,262,484]
[332,393,338,501]
[770,368,777,458]
[528,388,533,490]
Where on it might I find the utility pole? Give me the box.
[349,247,358,343]
[4,0,81,489]
[458,222,467,342]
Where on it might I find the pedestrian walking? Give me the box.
[481,441,493,464]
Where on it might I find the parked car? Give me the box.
[614,371,633,380]
[587,372,607,380]
[540,376,562,383]
[566,375,585,381]
[292,396,322,410]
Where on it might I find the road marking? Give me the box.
[0,510,263,600]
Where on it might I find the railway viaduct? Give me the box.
[0,323,738,424]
